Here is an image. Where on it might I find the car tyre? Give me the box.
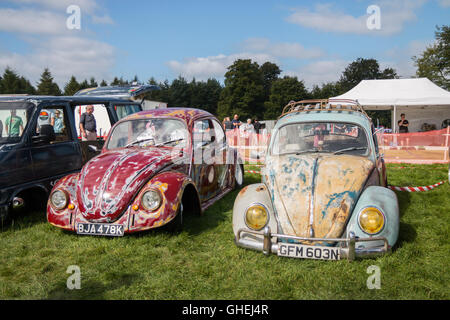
[167,203,183,232]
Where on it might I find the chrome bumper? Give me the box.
[236,227,391,261]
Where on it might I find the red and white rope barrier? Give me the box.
[387,181,446,192]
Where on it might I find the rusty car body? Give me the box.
[232,99,399,261]
[47,108,244,236]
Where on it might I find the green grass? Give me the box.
[0,164,449,299]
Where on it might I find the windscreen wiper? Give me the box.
[155,138,185,147]
[333,147,367,155]
[295,149,321,155]
[125,137,155,148]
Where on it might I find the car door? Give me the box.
[372,126,387,186]
[211,118,229,191]
[191,118,220,202]
[0,102,35,188]
[31,103,82,181]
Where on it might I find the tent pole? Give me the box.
[393,105,397,133]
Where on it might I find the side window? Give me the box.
[372,126,380,156]
[212,119,225,145]
[75,104,111,139]
[115,104,142,120]
[193,119,214,147]
[35,107,70,143]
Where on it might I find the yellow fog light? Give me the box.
[358,207,385,234]
[68,204,75,210]
[245,204,268,231]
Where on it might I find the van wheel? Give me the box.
[0,206,11,228]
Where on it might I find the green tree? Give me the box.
[36,68,61,95]
[189,78,222,115]
[264,76,309,119]
[169,76,191,107]
[0,67,36,94]
[338,58,398,92]
[63,76,81,95]
[100,79,108,87]
[310,82,344,99]
[413,25,450,90]
[217,59,265,120]
[146,78,170,104]
[78,79,90,90]
[89,77,98,87]
[260,61,281,98]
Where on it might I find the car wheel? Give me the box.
[167,203,183,232]
[234,159,244,188]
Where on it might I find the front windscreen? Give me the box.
[0,102,34,145]
[271,122,369,156]
[107,118,188,149]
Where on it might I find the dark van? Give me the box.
[0,84,159,223]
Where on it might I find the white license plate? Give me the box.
[278,243,340,260]
[76,223,124,237]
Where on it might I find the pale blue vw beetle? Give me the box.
[232,99,399,261]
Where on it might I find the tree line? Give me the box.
[0,24,447,126]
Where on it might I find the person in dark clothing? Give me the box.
[253,119,262,134]
[223,117,233,131]
[398,113,409,133]
[0,120,3,137]
[231,114,241,130]
[80,105,97,141]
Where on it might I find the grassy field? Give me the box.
[0,164,449,300]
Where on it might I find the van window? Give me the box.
[74,104,111,139]
[115,104,141,120]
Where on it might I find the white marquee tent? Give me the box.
[331,78,450,132]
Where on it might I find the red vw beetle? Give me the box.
[47,108,244,236]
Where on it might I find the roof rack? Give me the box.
[280,98,369,119]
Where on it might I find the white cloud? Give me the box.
[0,9,67,35]
[383,39,431,78]
[438,0,450,7]
[0,36,115,86]
[0,1,116,87]
[241,38,324,59]
[8,0,99,14]
[284,60,349,89]
[286,0,427,36]
[167,53,276,80]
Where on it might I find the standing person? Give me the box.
[0,120,3,137]
[53,110,64,134]
[240,119,255,134]
[37,109,55,132]
[253,118,262,135]
[5,110,24,137]
[398,113,409,133]
[80,105,97,141]
[223,117,233,131]
[232,114,241,130]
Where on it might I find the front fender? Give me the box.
[232,183,278,242]
[128,171,195,231]
[345,186,399,249]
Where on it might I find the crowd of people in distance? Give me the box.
[222,114,263,135]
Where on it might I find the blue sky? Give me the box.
[0,0,449,88]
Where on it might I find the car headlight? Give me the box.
[358,207,385,234]
[50,190,68,210]
[245,204,269,231]
[141,189,162,211]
